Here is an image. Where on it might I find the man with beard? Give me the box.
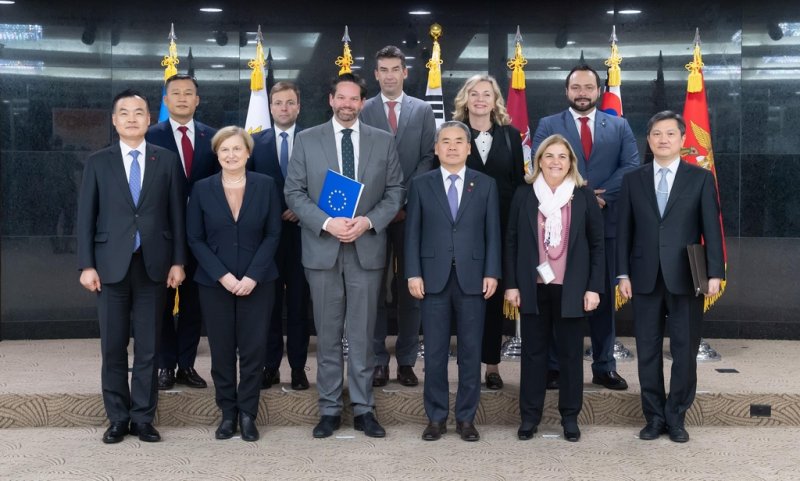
[284,73,405,439]
[532,65,639,392]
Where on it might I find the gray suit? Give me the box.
[360,93,436,367]
[285,119,404,416]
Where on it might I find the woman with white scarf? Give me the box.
[504,134,605,442]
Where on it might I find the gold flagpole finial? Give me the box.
[426,23,443,89]
[161,22,179,81]
[507,25,527,90]
[685,27,704,93]
[604,25,622,87]
[336,25,353,75]
[247,25,266,91]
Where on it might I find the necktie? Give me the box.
[656,167,669,217]
[447,174,459,221]
[279,131,289,178]
[341,128,355,179]
[177,126,193,177]
[579,117,593,162]
[387,101,398,134]
[129,150,142,252]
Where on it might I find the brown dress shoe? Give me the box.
[422,421,447,441]
[396,365,419,386]
[455,421,480,442]
[372,365,389,387]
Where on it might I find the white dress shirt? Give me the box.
[120,140,147,183]
[380,92,404,121]
[475,131,493,164]
[169,118,195,175]
[653,157,681,197]
[440,165,466,205]
[332,117,361,180]
[274,124,297,160]
[569,107,595,141]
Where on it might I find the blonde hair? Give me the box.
[211,126,254,155]
[527,134,586,186]
[452,74,511,126]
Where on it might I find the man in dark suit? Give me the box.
[532,65,639,390]
[617,110,724,443]
[360,45,436,387]
[285,73,405,439]
[405,121,502,442]
[249,81,311,391]
[145,73,218,391]
[77,89,186,443]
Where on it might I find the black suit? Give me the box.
[616,161,724,429]
[146,119,218,373]
[187,171,282,419]
[505,184,604,427]
[77,142,186,424]
[464,123,525,365]
[249,127,310,372]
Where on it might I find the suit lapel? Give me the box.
[210,174,233,221]
[591,113,609,164]
[455,169,479,223]
[321,122,340,173]
[238,172,258,221]
[395,96,414,143]
[641,166,660,219]
[561,110,586,169]
[525,187,539,242]
[357,125,374,181]
[663,161,690,219]
[193,123,212,181]
[429,170,454,223]
[367,97,391,132]
[567,187,583,248]
[109,144,135,209]
[138,145,159,206]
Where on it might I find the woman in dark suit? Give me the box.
[186,126,281,442]
[452,74,525,389]
[504,134,604,442]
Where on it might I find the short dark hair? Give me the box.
[330,73,367,99]
[270,81,300,102]
[375,45,406,69]
[112,89,149,112]
[165,73,199,92]
[565,65,601,88]
[647,110,686,136]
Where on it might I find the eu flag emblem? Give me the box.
[318,169,364,218]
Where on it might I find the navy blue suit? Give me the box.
[248,127,311,373]
[405,168,502,423]
[533,109,639,374]
[146,119,218,373]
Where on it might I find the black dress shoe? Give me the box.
[563,425,581,442]
[157,368,175,390]
[485,372,504,390]
[517,422,538,441]
[175,367,207,388]
[668,425,690,443]
[396,365,419,387]
[421,421,447,441]
[291,369,310,390]
[456,422,480,442]
[261,368,280,390]
[313,415,341,438]
[102,421,129,444]
[639,422,667,440]
[591,371,629,390]
[354,412,386,438]
[546,370,560,390]
[372,365,389,387]
[239,413,259,442]
[215,419,237,440]
[129,422,161,442]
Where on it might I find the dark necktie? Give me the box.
[447,174,459,221]
[279,131,289,178]
[387,101,398,134]
[579,117,593,162]
[341,128,355,179]
[177,126,194,177]
[129,150,141,252]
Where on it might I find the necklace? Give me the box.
[222,174,245,186]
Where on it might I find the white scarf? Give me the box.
[533,176,575,248]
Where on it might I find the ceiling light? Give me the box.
[199,7,222,13]
[566,40,576,45]
[409,10,431,15]
[607,9,641,14]
[210,64,225,68]
[0,1,17,4]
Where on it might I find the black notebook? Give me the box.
[687,244,708,296]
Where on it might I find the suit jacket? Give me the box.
[186,171,282,286]
[532,109,639,237]
[464,123,525,232]
[145,119,219,192]
[504,184,605,318]
[616,161,725,296]
[77,143,186,284]
[360,93,436,186]
[248,125,303,211]
[284,120,405,271]
[405,168,502,295]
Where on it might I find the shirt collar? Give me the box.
[380,92,404,105]
[653,157,681,175]
[169,117,195,134]
[120,140,147,159]
[440,165,467,182]
[332,117,360,134]
[275,124,296,138]
[569,108,595,124]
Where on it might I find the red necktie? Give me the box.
[579,117,592,162]
[387,101,398,134]
[177,125,194,177]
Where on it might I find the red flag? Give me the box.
[506,27,532,172]
[682,29,727,311]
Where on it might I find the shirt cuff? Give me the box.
[616,275,629,279]
[322,217,332,232]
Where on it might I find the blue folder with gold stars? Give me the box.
[317,169,364,219]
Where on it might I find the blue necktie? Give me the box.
[656,167,669,217]
[447,174,459,221]
[341,128,355,180]
[279,131,289,178]
[129,150,142,251]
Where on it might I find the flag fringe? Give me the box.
[685,43,704,93]
[172,288,180,316]
[503,299,520,321]
[604,43,622,87]
[507,40,527,90]
[426,38,442,89]
[248,42,265,91]
[614,285,629,311]
[161,39,179,81]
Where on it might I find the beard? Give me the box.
[333,107,359,123]
[569,97,597,113]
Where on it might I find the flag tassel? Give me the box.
[686,43,704,93]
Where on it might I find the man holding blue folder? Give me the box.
[285,73,405,439]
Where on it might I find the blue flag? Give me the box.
[318,169,364,219]
[158,85,169,122]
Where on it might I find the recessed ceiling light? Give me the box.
[566,40,576,45]
[406,56,416,60]
[210,64,225,68]
[206,38,216,42]
[199,7,222,13]
[547,66,561,70]
[0,1,17,5]
[607,9,641,14]
[409,10,431,15]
